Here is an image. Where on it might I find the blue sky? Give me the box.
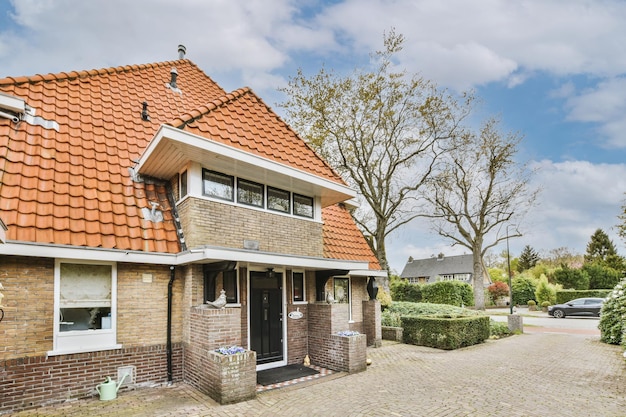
[1,0,626,273]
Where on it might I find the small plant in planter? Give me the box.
[215,345,246,355]
[337,330,360,336]
[541,301,550,312]
[527,300,537,311]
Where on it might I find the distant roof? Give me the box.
[400,254,473,279]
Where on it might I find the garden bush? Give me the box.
[511,276,537,305]
[487,281,509,304]
[556,289,612,304]
[599,279,626,346]
[376,287,392,310]
[401,315,490,350]
[551,265,589,290]
[390,280,422,302]
[421,280,474,307]
[583,263,622,290]
[534,274,557,305]
[489,320,513,338]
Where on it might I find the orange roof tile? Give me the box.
[0,59,226,252]
[322,204,381,270]
[1,56,379,268]
[169,88,344,184]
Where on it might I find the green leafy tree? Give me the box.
[550,265,589,290]
[423,118,539,310]
[517,245,540,272]
[279,30,470,271]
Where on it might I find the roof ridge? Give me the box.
[0,59,192,86]
[169,87,251,128]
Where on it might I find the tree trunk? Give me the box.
[472,251,486,310]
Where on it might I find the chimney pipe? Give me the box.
[178,44,186,59]
[169,68,178,89]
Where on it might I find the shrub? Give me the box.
[583,263,622,290]
[541,301,550,308]
[511,276,537,305]
[489,320,512,338]
[421,280,474,307]
[599,279,626,345]
[534,274,557,305]
[527,300,536,306]
[556,289,612,304]
[390,280,422,302]
[487,281,509,304]
[551,265,589,290]
[376,287,392,310]
[386,301,480,317]
[381,309,401,327]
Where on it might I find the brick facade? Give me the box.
[0,344,183,413]
[177,197,323,256]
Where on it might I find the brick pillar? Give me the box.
[362,300,382,347]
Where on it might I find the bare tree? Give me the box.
[279,30,471,270]
[424,118,539,309]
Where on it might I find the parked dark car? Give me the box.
[547,297,604,318]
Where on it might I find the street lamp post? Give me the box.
[506,224,513,315]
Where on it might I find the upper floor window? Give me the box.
[237,178,264,208]
[203,169,234,201]
[180,170,188,198]
[293,194,314,218]
[267,186,291,213]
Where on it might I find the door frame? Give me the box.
[247,266,287,371]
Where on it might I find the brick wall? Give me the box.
[0,343,182,413]
[184,306,254,404]
[177,197,323,257]
[362,300,382,347]
[307,333,367,373]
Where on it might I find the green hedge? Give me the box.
[400,315,490,350]
[421,281,474,307]
[556,289,611,304]
[390,280,423,302]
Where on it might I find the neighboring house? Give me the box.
[400,253,475,285]
[0,46,385,412]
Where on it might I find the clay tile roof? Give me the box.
[322,204,381,269]
[0,59,226,252]
[170,87,344,184]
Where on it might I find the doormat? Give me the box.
[257,364,320,386]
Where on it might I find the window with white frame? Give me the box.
[333,277,350,304]
[52,260,118,354]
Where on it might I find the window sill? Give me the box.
[292,301,308,305]
[226,303,242,308]
[47,344,123,356]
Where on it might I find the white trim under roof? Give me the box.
[0,217,6,244]
[136,125,356,207]
[0,91,25,114]
[0,241,378,273]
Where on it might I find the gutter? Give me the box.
[167,265,175,383]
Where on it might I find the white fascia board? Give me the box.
[178,246,371,271]
[0,241,376,272]
[348,269,388,277]
[0,242,177,265]
[138,125,356,200]
[0,218,6,244]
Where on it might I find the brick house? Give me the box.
[0,46,385,412]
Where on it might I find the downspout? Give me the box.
[167,265,175,384]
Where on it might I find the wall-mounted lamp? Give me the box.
[266,268,275,279]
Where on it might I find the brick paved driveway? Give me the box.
[6,333,626,417]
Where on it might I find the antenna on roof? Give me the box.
[178,44,186,59]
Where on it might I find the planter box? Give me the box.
[204,350,256,404]
[381,326,403,342]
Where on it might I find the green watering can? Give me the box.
[96,374,128,401]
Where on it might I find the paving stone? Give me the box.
[5,333,625,417]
